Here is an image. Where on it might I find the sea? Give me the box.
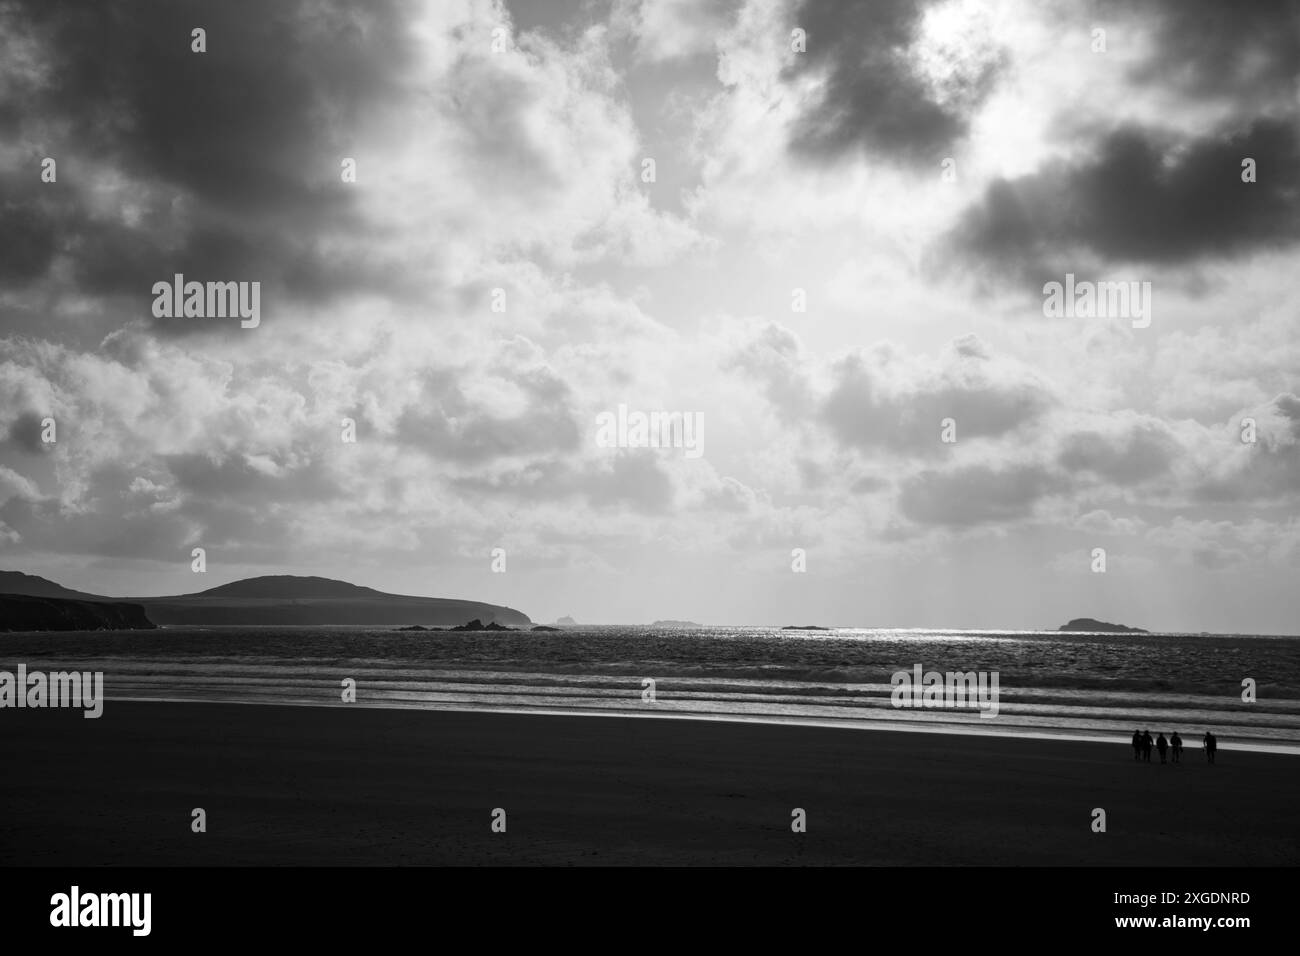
[4,625,1299,753]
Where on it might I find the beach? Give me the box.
[3,701,1297,866]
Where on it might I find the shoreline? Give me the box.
[109,694,1300,755]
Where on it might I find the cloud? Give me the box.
[1115,0,1300,107]
[0,0,409,303]
[393,362,583,464]
[450,451,677,514]
[1074,509,1143,536]
[950,119,1300,270]
[783,0,1005,164]
[899,463,1064,526]
[0,0,702,338]
[722,320,814,423]
[611,0,737,63]
[1145,516,1300,571]
[1195,393,1300,504]
[820,334,1054,455]
[3,0,1299,629]
[1057,417,1179,484]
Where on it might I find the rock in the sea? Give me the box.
[781,624,831,631]
[530,625,562,632]
[555,615,577,626]
[449,619,516,631]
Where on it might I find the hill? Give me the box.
[183,575,389,599]
[0,571,531,627]
[0,571,104,602]
[1058,618,1148,633]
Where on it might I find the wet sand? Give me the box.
[2,701,1296,865]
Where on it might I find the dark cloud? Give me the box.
[1,0,415,309]
[1114,0,1300,104]
[784,0,1002,163]
[951,119,1300,269]
[5,411,49,454]
[16,0,410,208]
[0,196,58,281]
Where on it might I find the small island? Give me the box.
[652,620,700,627]
[530,625,562,632]
[448,618,515,632]
[555,615,577,626]
[782,625,831,631]
[1058,618,1149,633]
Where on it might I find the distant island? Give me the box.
[555,615,577,626]
[0,570,531,628]
[448,619,515,632]
[397,621,563,632]
[1058,618,1149,633]
[782,625,831,631]
[0,594,156,632]
[652,619,700,627]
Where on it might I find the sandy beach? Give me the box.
[2,701,1296,866]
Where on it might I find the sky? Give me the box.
[1,0,1299,632]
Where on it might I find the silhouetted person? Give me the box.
[1156,733,1168,763]
[1142,729,1153,762]
[1203,731,1217,764]
[1131,729,1142,761]
[1171,732,1183,763]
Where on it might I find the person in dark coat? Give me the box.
[1156,733,1168,763]
[1170,731,1183,763]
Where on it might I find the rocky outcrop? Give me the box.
[449,619,516,632]
[0,594,157,632]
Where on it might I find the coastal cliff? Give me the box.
[0,594,157,632]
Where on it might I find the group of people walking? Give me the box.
[1130,729,1217,764]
